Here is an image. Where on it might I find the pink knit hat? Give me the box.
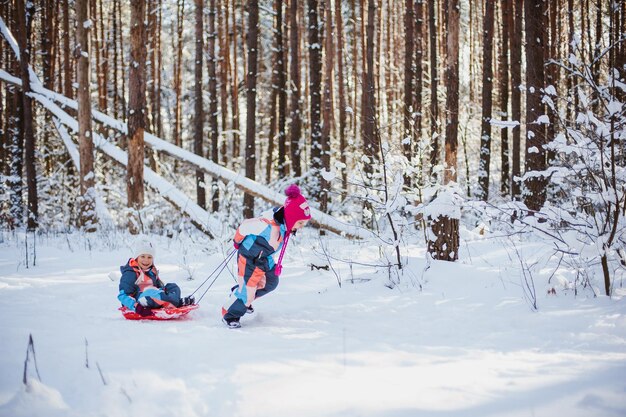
[283,184,311,231]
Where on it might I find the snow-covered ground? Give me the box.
[0,229,625,417]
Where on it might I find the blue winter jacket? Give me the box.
[117,258,164,310]
[234,208,287,272]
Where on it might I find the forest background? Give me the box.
[0,0,625,296]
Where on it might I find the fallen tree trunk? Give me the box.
[0,67,371,239]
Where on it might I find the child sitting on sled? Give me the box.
[222,184,311,328]
[118,237,195,317]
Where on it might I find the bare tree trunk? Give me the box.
[41,0,55,91]
[127,0,147,234]
[510,0,523,199]
[335,0,347,194]
[16,0,37,231]
[145,0,160,173]
[112,0,120,118]
[147,0,158,132]
[289,0,302,177]
[477,0,495,201]
[427,213,460,261]
[500,0,511,196]
[444,0,460,186]
[41,0,54,174]
[378,0,386,139]
[545,0,558,163]
[266,0,281,183]
[98,0,109,113]
[118,1,126,116]
[0,1,4,175]
[90,0,100,109]
[219,0,230,165]
[8,5,24,228]
[173,0,185,148]
[53,0,62,93]
[428,0,439,175]
[194,0,206,209]
[403,0,414,168]
[155,0,163,137]
[208,0,220,211]
[580,0,587,71]
[616,1,626,78]
[350,0,359,140]
[362,0,379,176]
[240,2,248,81]
[320,0,334,213]
[468,0,475,102]
[428,0,460,262]
[383,0,393,142]
[8,88,24,227]
[592,0,602,84]
[523,0,547,212]
[566,0,575,120]
[63,0,73,101]
[76,0,97,231]
[415,0,424,151]
[266,80,278,182]
[0,0,5,178]
[243,0,260,218]
[277,0,288,179]
[308,0,323,183]
[231,0,241,162]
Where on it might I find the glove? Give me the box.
[275,264,282,277]
[138,297,149,307]
[135,304,154,317]
[233,241,240,250]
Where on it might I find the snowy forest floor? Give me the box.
[0,228,625,417]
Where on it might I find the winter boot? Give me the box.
[222,317,241,329]
[180,296,195,306]
[230,285,252,313]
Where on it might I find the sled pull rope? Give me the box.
[190,249,236,304]
[274,231,290,276]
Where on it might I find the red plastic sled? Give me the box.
[119,304,199,320]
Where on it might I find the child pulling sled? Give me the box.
[222,184,311,328]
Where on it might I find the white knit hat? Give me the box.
[133,237,156,259]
